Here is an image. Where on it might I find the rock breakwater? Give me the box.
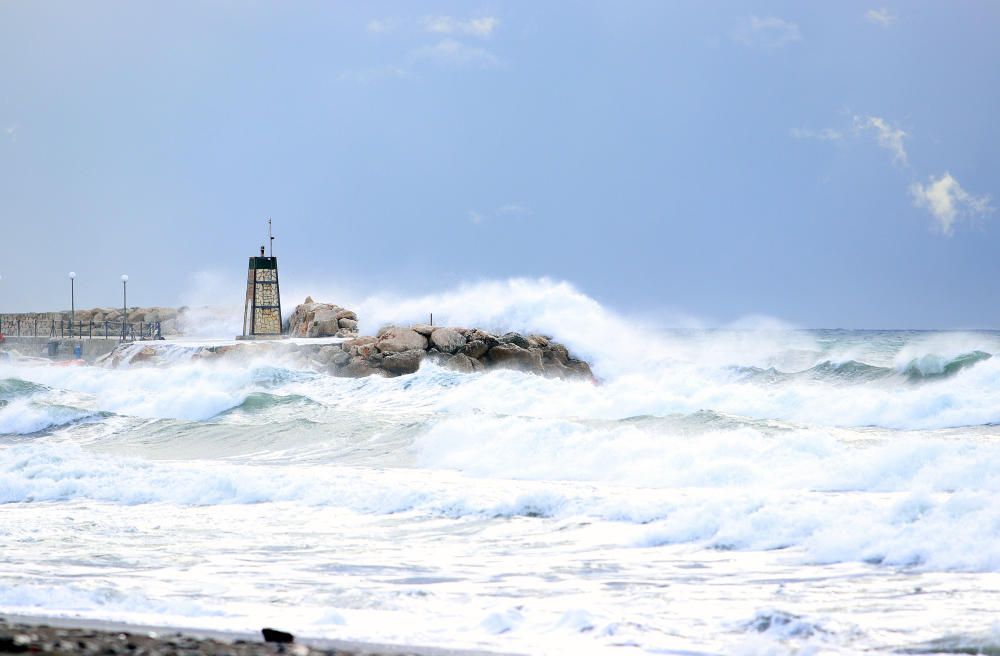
[284,298,359,338]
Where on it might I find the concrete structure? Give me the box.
[0,336,120,361]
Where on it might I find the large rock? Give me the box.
[338,318,358,330]
[317,345,340,365]
[410,323,436,336]
[461,340,489,359]
[548,343,570,365]
[499,332,532,349]
[444,353,483,374]
[488,343,543,374]
[430,328,466,354]
[344,336,378,359]
[375,326,428,353]
[341,357,380,378]
[286,298,359,338]
[464,329,499,350]
[382,349,425,375]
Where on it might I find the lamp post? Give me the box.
[121,274,128,341]
[69,272,76,337]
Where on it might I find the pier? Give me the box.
[0,316,162,361]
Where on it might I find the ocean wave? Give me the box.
[732,352,993,386]
[225,391,323,414]
[0,399,108,436]
[0,378,51,400]
[901,350,993,380]
[7,435,1000,572]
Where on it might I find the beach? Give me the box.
[0,616,509,656]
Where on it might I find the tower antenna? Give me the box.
[268,217,275,257]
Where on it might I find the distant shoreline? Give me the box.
[0,614,513,656]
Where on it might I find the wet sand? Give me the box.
[0,616,514,656]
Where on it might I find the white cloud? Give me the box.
[853,115,908,166]
[4,125,17,143]
[366,19,395,34]
[411,39,499,68]
[910,173,993,235]
[422,16,498,38]
[496,204,530,217]
[865,8,897,26]
[732,16,802,49]
[470,204,531,225]
[337,66,413,84]
[789,127,843,141]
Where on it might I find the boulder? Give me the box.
[567,360,595,380]
[313,307,340,323]
[308,319,341,338]
[464,329,499,350]
[527,334,550,348]
[461,340,489,360]
[338,318,358,330]
[430,328,466,354]
[382,349,424,375]
[410,323,436,336]
[287,299,358,338]
[317,345,340,365]
[444,353,481,374]
[499,332,532,349]
[345,339,378,359]
[331,350,351,366]
[548,343,570,365]
[341,357,380,378]
[488,343,544,374]
[375,326,428,353]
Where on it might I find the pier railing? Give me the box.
[0,317,161,341]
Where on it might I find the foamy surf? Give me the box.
[3,279,1000,654]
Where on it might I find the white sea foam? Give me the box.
[4,278,1000,653]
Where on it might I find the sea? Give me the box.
[3,280,1000,655]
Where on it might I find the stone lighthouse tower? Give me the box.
[239,219,283,339]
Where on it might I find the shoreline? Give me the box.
[0,615,516,656]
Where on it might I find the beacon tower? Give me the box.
[239,219,283,339]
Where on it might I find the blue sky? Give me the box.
[0,1,997,327]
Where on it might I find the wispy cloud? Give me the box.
[470,204,531,225]
[366,18,396,34]
[789,127,843,141]
[853,115,908,166]
[865,8,897,26]
[337,66,413,84]
[911,173,993,235]
[411,39,499,68]
[422,16,498,38]
[732,16,802,49]
[4,125,17,143]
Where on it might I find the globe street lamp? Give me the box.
[121,275,128,341]
[69,272,76,337]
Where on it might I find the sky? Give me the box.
[0,1,998,328]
